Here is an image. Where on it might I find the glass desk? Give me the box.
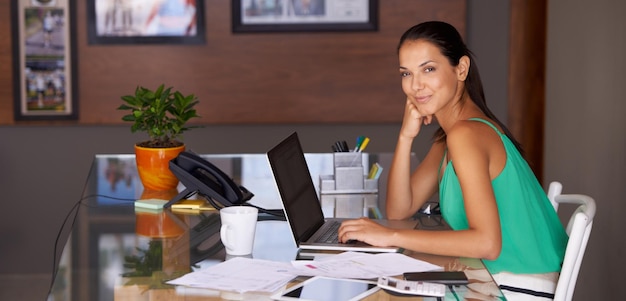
[47,154,504,301]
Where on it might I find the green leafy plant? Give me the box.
[122,240,191,289]
[118,84,201,148]
[123,240,163,278]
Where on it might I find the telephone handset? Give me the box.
[165,151,254,209]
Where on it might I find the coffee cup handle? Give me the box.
[220,224,233,250]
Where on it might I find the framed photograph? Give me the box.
[232,0,378,33]
[86,0,206,44]
[11,0,78,121]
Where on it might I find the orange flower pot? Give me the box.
[135,189,185,238]
[135,144,185,191]
[135,211,185,238]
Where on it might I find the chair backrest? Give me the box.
[547,181,563,211]
[549,184,596,301]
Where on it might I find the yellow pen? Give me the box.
[358,137,370,152]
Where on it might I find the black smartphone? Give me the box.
[403,271,469,285]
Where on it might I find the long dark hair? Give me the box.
[397,21,524,155]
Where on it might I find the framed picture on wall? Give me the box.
[86,0,206,44]
[11,0,78,121]
[232,0,378,33]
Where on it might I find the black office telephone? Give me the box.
[166,151,284,218]
[165,151,254,209]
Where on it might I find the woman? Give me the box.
[338,21,567,300]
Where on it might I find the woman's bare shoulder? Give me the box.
[446,120,501,153]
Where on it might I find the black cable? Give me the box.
[48,194,135,296]
[49,197,81,294]
[244,203,285,219]
[47,193,284,295]
[79,194,136,204]
[195,191,286,219]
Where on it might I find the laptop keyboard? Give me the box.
[315,220,341,243]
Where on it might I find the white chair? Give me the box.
[548,181,596,301]
[547,181,563,211]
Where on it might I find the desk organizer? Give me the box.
[320,193,379,218]
[319,152,378,194]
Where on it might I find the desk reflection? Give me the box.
[48,153,504,301]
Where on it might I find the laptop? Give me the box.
[266,132,418,253]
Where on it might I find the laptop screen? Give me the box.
[267,132,326,244]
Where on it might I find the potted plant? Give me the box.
[118,84,200,191]
[120,239,190,296]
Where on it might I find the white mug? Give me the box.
[220,206,258,256]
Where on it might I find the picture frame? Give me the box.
[86,0,206,45]
[232,0,378,33]
[11,0,78,121]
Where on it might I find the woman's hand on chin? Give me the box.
[400,98,433,139]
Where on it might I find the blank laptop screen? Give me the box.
[268,132,325,244]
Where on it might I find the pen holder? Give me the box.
[319,153,378,194]
[335,152,363,190]
[320,193,379,218]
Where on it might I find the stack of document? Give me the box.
[167,257,296,294]
[290,252,442,279]
[167,252,442,294]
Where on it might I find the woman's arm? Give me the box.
[386,99,438,219]
[444,122,503,259]
[386,140,443,219]
[343,122,503,259]
[403,123,502,258]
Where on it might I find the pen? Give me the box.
[354,136,365,152]
[340,140,350,152]
[333,140,350,152]
[334,141,343,152]
[357,137,370,152]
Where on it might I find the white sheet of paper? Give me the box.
[166,252,442,294]
[166,257,297,294]
[291,251,443,279]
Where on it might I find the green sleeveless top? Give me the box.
[439,118,567,274]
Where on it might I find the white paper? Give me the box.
[291,251,442,279]
[166,252,442,294]
[166,257,297,294]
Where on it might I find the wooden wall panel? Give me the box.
[508,0,547,180]
[0,0,466,125]
[0,1,13,124]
